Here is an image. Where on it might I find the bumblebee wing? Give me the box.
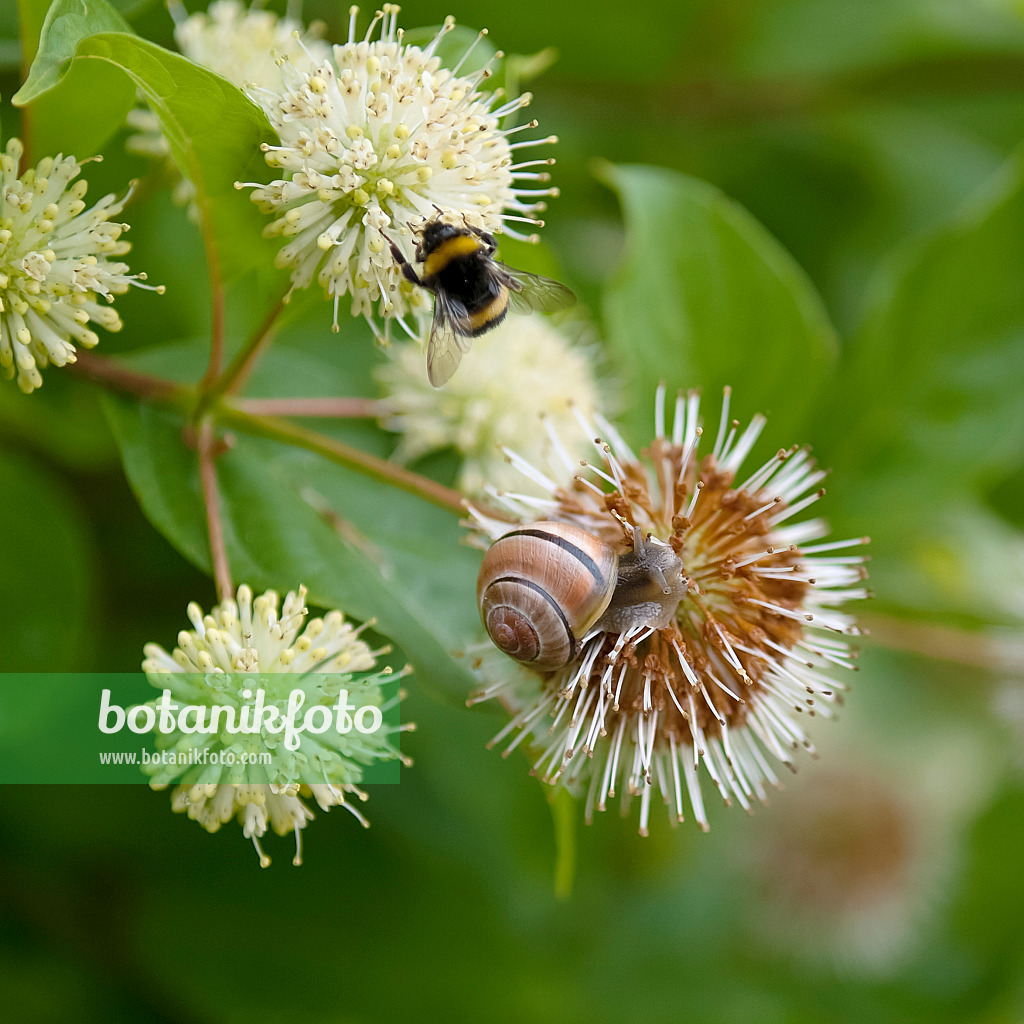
[426,291,472,388]
[498,265,577,315]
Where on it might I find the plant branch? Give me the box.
[207,295,287,401]
[231,396,383,418]
[198,202,227,390]
[201,267,226,388]
[548,788,578,901]
[216,404,468,516]
[863,613,1024,674]
[197,417,233,603]
[70,351,192,405]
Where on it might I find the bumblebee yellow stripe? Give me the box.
[423,233,483,278]
[463,287,509,334]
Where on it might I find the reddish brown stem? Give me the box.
[216,404,468,516]
[201,271,226,388]
[70,351,191,404]
[208,296,287,401]
[197,418,233,603]
[232,397,382,418]
[863,613,1024,674]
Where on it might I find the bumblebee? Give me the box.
[386,217,576,387]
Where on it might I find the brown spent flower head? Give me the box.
[468,386,870,834]
[744,719,996,974]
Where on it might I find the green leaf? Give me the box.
[0,373,117,470]
[14,0,280,282]
[0,453,93,670]
[15,0,132,103]
[600,163,838,448]
[821,146,1024,533]
[13,0,136,157]
[103,338,479,700]
[862,498,1024,626]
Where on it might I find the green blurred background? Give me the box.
[2,1,1024,1021]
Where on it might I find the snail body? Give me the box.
[477,521,688,671]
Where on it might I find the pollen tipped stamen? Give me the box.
[717,420,740,464]
[451,27,490,75]
[744,496,783,522]
[251,833,271,869]
[737,448,792,494]
[684,480,705,519]
[675,427,704,487]
[579,458,619,489]
[800,536,871,555]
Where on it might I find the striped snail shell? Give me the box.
[477,522,619,672]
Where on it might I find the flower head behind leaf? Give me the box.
[126,0,332,206]
[239,4,558,337]
[0,138,160,393]
[142,584,411,867]
[468,386,870,834]
[376,314,604,496]
[171,0,331,92]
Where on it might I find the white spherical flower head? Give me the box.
[468,386,870,835]
[172,0,331,92]
[377,314,604,497]
[240,4,558,336]
[0,138,160,393]
[142,584,411,867]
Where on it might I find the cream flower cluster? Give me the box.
[377,314,603,496]
[241,4,557,335]
[0,138,157,393]
[143,584,409,867]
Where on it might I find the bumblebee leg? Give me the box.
[382,231,422,287]
[463,222,498,251]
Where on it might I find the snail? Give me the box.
[477,521,689,671]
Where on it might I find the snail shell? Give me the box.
[477,522,619,672]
